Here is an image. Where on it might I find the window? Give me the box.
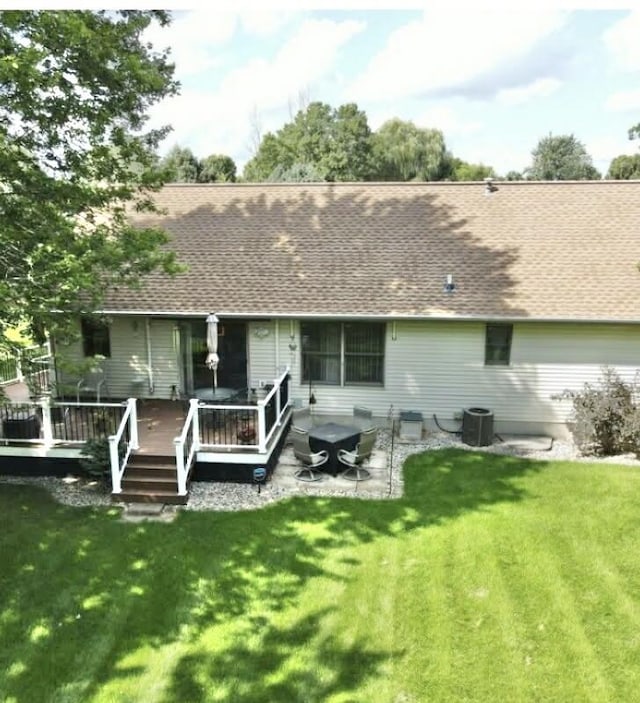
[301,321,385,385]
[81,318,111,358]
[485,323,512,366]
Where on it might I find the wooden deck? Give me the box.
[135,399,188,456]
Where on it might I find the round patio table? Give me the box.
[308,422,361,476]
[194,387,236,403]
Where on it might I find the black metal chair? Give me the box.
[291,427,328,482]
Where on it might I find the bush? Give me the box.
[79,437,125,484]
[560,367,640,456]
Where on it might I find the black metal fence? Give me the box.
[50,403,125,443]
[199,405,258,447]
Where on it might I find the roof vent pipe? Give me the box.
[443,274,455,294]
[484,177,496,195]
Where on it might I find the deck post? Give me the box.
[174,437,187,495]
[109,435,122,493]
[190,398,201,450]
[274,380,281,426]
[127,398,139,450]
[40,396,54,448]
[257,402,267,453]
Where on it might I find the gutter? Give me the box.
[95,310,640,326]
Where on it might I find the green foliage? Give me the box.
[159,145,200,182]
[525,133,601,180]
[447,158,496,181]
[606,153,640,179]
[559,367,640,455]
[244,101,374,182]
[79,437,113,479]
[267,162,325,182]
[370,118,450,181]
[0,10,181,342]
[198,154,236,183]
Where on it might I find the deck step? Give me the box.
[122,476,178,492]
[112,453,187,504]
[113,488,187,505]
[125,465,177,480]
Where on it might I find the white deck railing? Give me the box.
[178,367,291,458]
[174,398,199,496]
[109,398,139,494]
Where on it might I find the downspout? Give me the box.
[145,317,154,394]
[275,319,280,375]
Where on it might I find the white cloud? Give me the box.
[603,10,640,72]
[587,134,639,174]
[149,17,366,166]
[604,89,640,113]
[497,77,562,106]
[143,11,238,78]
[348,9,568,103]
[416,105,483,135]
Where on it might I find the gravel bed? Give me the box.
[2,430,638,513]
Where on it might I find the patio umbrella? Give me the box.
[205,313,220,390]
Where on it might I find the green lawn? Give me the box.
[1,449,639,702]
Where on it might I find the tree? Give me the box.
[267,162,325,182]
[370,119,450,181]
[504,170,524,181]
[525,133,601,180]
[198,154,237,183]
[0,10,180,345]
[243,101,374,182]
[159,145,200,182]
[606,154,640,179]
[447,158,496,181]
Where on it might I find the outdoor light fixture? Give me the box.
[443,274,455,294]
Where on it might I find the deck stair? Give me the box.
[113,454,188,505]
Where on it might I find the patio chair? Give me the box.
[76,366,109,404]
[338,427,378,481]
[291,405,313,432]
[291,427,328,482]
[353,405,374,430]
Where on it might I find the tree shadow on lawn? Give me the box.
[164,608,393,703]
[0,449,542,701]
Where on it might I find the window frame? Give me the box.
[484,323,512,366]
[80,317,111,358]
[301,321,385,387]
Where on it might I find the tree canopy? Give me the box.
[0,10,181,344]
[606,154,640,180]
[159,146,237,182]
[243,106,499,183]
[525,133,601,180]
[243,101,374,182]
[370,119,450,181]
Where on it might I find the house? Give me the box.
[78,180,640,436]
[3,180,640,499]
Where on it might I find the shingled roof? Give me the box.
[102,181,640,322]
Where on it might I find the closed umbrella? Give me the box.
[205,313,219,390]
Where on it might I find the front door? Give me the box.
[188,319,248,395]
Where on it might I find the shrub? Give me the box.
[559,367,640,456]
[79,437,125,485]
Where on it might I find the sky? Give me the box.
[25,1,640,178]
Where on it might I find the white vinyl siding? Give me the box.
[57,317,640,433]
[264,319,640,429]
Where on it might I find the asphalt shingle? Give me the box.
[102,181,640,321]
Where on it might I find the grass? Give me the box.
[1,449,639,702]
